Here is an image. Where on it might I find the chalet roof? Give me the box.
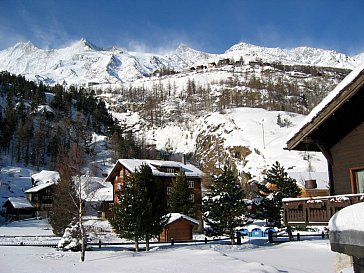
[286,63,364,152]
[88,186,113,202]
[25,181,55,193]
[31,170,60,186]
[3,197,34,209]
[166,213,199,226]
[106,159,204,182]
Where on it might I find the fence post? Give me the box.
[297,233,300,241]
[171,238,174,246]
[236,232,241,245]
[99,239,102,248]
[268,230,274,243]
[205,237,207,244]
[321,231,325,239]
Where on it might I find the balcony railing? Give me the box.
[282,193,364,226]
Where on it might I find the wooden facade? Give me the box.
[159,214,199,241]
[284,66,364,225]
[2,197,34,221]
[25,182,55,218]
[106,159,204,228]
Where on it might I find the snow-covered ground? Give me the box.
[0,219,348,273]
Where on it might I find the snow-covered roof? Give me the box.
[25,181,55,193]
[4,197,34,209]
[31,170,60,186]
[89,187,113,202]
[166,213,199,226]
[286,63,364,149]
[116,159,204,178]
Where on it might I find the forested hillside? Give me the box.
[0,72,159,171]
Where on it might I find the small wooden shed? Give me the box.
[160,213,199,242]
[2,197,34,221]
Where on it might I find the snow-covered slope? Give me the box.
[0,39,362,86]
[112,107,328,186]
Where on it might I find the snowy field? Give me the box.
[0,219,344,273]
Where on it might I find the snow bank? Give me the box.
[329,202,364,232]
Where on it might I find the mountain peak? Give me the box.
[78,38,102,51]
[175,43,194,53]
[13,41,37,50]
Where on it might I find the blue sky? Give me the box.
[1,0,364,55]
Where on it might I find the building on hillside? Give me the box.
[106,159,204,230]
[159,213,199,241]
[208,62,217,68]
[2,197,34,221]
[217,58,231,66]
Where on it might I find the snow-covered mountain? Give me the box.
[0,39,363,86]
[1,38,353,186]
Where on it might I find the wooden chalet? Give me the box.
[160,213,199,242]
[25,182,55,217]
[23,170,60,218]
[284,64,364,226]
[2,197,34,221]
[106,159,204,230]
[217,58,231,66]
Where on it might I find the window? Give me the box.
[167,187,172,195]
[189,194,194,202]
[188,180,194,189]
[166,168,175,173]
[351,169,364,193]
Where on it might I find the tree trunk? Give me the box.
[135,238,139,252]
[79,177,85,262]
[79,197,85,262]
[146,234,150,251]
[230,230,235,245]
[80,229,85,262]
[287,226,294,241]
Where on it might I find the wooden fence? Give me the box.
[283,193,364,226]
[0,236,230,248]
[268,231,327,243]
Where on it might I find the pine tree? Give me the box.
[168,171,193,216]
[202,166,247,244]
[256,161,301,228]
[111,164,169,251]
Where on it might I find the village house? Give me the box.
[24,170,60,218]
[106,159,204,231]
[285,64,364,271]
[217,58,231,66]
[25,182,55,218]
[208,62,217,68]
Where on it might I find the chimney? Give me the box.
[182,154,186,165]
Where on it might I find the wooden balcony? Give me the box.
[283,193,364,226]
